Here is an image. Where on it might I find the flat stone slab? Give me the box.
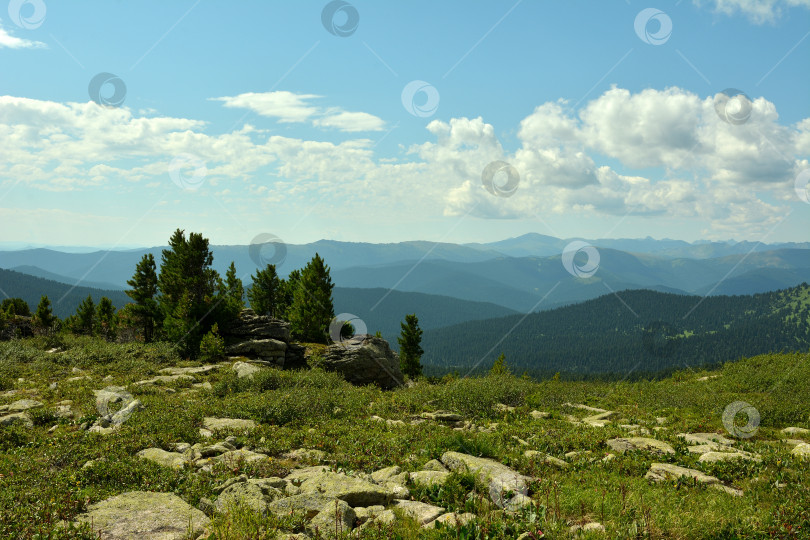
[698,451,761,463]
[297,471,394,507]
[441,451,530,508]
[427,512,476,528]
[391,499,445,526]
[133,374,195,386]
[524,450,569,468]
[232,361,264,379]
[791,443,810,458]
[645,463,742,496]
[7,399,44,412]
[529,410,550,420]
[202,417,257,431]
[137,448,187,469]
[159,364,224,375]
[607,437,675,455]
[0,412,32,427]
[678,432,735,446]
[73,491,209,539]
[410,470,451,486]
[687,442,736,455]
[782,427,810,436]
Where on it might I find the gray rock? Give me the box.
[571,522,606,534]
[159,364,224,376]
[297,470,394,507]
[391,499,445,526]
[645,463,742,496]
[698,451,761,463]
[284,448,327,463]
[782,427,810,436]
[0,413,33,427]
[73,491,209,539]
[529,410,550,420]
[524,450,569,468]
[318,335,403,389]
[607,437,675,455]
[410,470,451,487]
[137,448,187,469]
[677,432,735,446]
[223,309,291,342]
[228,341,286,362]
[441,451,530,508]
[133,374,195,386]
[791,443,810,458]
[232,361,263,379]
[427,512,476,528]
[202,417,257,432]
[308,499,356,535]
[7,399,44,412]
[421,459,448,472]
[267,493,336,520]
[213,480,282,515]
[370,465,402,483]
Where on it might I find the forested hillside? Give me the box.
[0,269,130,318]
[421,284,810,379]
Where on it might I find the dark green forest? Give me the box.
[421,284,810,379]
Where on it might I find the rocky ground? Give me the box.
[1,336,810,538]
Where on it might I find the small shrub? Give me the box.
[199,323,225,363]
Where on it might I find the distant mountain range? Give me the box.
[420,284,810,379]
[1,235,809,314]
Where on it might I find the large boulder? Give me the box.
[73,491,209,539]
[317,335,403,389]
[441,451,531,508]
[223,309,291,342]
[227,339,287,365]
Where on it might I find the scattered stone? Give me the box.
[791,443,810,458]
[529,410,550,420]
[159,364,224,376]
[582,411,616,427]
[267,493,336,520]
[213,480,282,515]
[284,448,327,463]
[493,403,516,413]
[686,442,736,455]
[441,451,530,508]
[211,449,270,468]
[410,470,451,487]
[391,499,445,526]
[678,432,735,446]
[7,399,43,412]
[524,450,569,468]
[699,451,761,463]
[571,521,607,534]
[73,491,209,539]
[137,448,187,469]
[645,463,742,496]
[696,375,720,381]
[133,374,195,386]
[782,427,810,436]
[564,403,609,414]
[0,412,32,427]
[308,499,356,535]
[420,411,464,423]
[564,450,592,460]
[232,361,263,379]
[504,493,534,512]
[421,459,448,472]
[427,512,476,528]
[607,437,675,455]
[656,417,668,425]
[297,470,394,507]
[202,417,257,432]
[370,465,402,484]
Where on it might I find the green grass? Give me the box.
[0,335,809,538]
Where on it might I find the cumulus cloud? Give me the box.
[698,0,810,23]
[213,91,385,132]
[0,86,807,237]
[0,21,46,49]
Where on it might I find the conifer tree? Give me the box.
[223,261,245,320]
[96,297,116,340]
[74,295,95,335]
[33,295,57,330]
[398,313,424,379]
[126,253,161,342]
[247,264,281,316]
[288,254,334,342]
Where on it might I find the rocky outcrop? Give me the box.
[221,309,307,369]
[440,451,532,508]
[73,491,210,539]
[317,335,403,389]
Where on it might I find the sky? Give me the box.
[0,0,809,248]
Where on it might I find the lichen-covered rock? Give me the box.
[441,451,530,508]
[213,480,282,515]
[317,335,403,389]
[391,499,445,526]
[137,448,187,469]
[645,463,742,496]
[307,499,356,535]
[524,450,569,468]
[297,470,394,507]
[202,417,257,432]
[791,443,810,458]
[410,470,451,487]
[7,399,43,412]
[73,491,209,539]
[607,437,675,455]
[223,309,291,342]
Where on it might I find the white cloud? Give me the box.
[698,0,810,23]
[213,91,385,132]
[0,21,46,49]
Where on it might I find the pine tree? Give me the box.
[158,229,222,357]
[96,297,116,340]
[288,254,334,342]
[74,295,95,335]
[247,264,281,316]
[398,313,424,379]
[278,269,301,320]
[126,253,161,342]
[223,261,245,320]
[490,353,510,376]
[1,298,30,317]
[33,295,57,330]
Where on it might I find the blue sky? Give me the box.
[0,0,808,248]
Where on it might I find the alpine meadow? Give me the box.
[1,1,810,539]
